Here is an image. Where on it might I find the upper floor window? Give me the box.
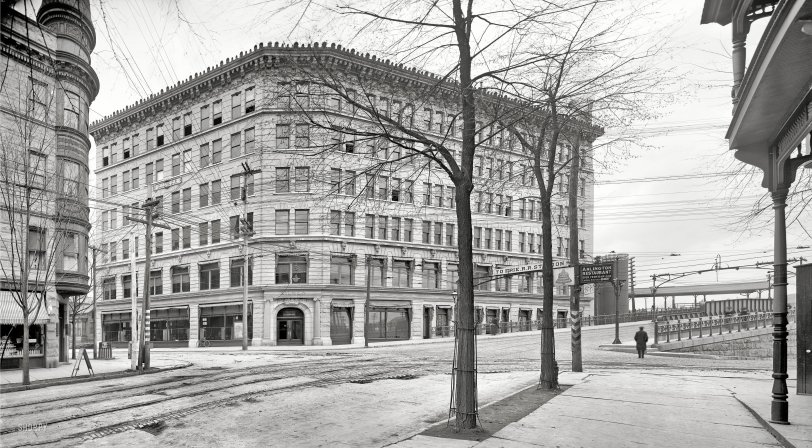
[172,116,181,140]
[276,167,290,192]
[330,255,354,285]
[149,270,163,295]
[245,87,255,113]
[245,128,255,154]
[102,277,116,300]
[231,92,242,120]
[276,124,290,149]
[230,257,254,287]
[212,139,222,164]
[276,255,307,284]
[212,100,222,125]
[422,262,440,289]
[183,112,192,136]
[62,160,80,197]
[392,260,412,288]
[199,262,220,290]
[63,91,80,129]
[156,123,164,146]
[200,105,210,131]
[172,266,190,293]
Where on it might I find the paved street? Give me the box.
[2,327,795,447]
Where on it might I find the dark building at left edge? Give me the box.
[1,0,99,368]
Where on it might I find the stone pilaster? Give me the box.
[188,304,198,348]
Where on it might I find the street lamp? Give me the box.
[612,276,625,344]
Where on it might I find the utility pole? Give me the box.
[612,258,623,344]
[365,254,371,348]
[240,162,260,351]
[629,257,636,314]
[129,198,170,373]
[88,245,106,359]
[130,236,138,371]
[567,138,583,373]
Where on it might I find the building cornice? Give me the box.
[90,42,602,141]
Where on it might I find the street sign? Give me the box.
[579,262,614,284]
[494,260,567,276]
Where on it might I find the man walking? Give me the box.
[634,326,649,358]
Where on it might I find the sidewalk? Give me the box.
[0,353,187,391]
[398,370,811,448]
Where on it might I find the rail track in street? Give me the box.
[1,332,772,447]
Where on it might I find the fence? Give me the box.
[581,306,703,327]
[432,320,543,338]
[654,309,797,344]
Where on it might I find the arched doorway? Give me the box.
[277,307,304,345]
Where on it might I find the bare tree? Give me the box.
[269,0,573,429]
[498,0,671,385]
[67,293,95,359]
[0,58,69,385]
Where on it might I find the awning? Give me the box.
[0,291,51,325]
[331,299,355,308]
[197,301,253,308]
[151,305,190,311]
[369,300,411,309]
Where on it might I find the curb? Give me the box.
[0,362,193,393]
[732,394,796,448]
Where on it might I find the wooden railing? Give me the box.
[654,309,797,345]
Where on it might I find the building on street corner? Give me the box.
[89,42,599,348]
[0,0,99,368]
[701,0,812,423]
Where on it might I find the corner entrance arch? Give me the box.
[277,307,304,345]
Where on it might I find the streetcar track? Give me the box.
[1,358,444,440]
[6,364,420,448]
[1,356,352,410]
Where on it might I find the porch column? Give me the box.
[770,188,789,424]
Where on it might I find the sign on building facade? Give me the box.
[579,262,614,284]
[493,260,568,277]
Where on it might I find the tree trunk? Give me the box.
[454,183,477,429]
[22,310,30,385]
[539,193,558,389]
[452,0,479,429]
[568,140,582,373]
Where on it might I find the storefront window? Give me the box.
[150,308,190,342]
[102,312,131,343]
[199,304,252,341]
[367,308,410,340]
[0,324,45,358]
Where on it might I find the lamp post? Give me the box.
[612,277,625,344]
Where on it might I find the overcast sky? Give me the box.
[21,0,808,302]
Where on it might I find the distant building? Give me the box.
[89,42,598,347]
[592,253,630,316]
[0,0,98,368]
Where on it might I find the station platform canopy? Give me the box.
[632,280,770,298]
